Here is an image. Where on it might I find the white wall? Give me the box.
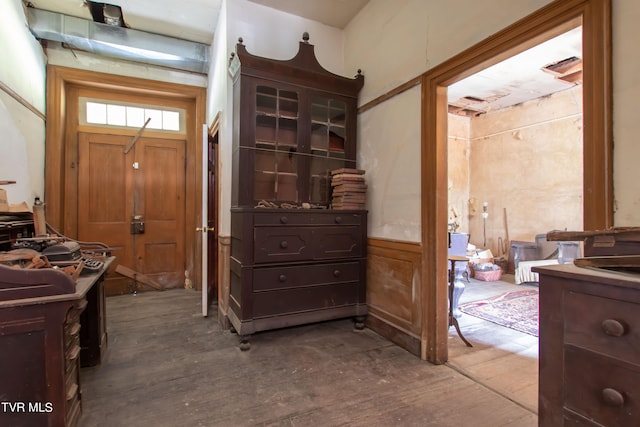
[0,0,47,208]
[612,1,640,226]
[211,0,350,235]
[345,0,555,242]
[359,86,421,241]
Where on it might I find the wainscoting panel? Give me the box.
[367,238,422,357]
[217,235,231,329]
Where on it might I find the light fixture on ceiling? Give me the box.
[85,1,127,27]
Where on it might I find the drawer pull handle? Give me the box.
[602,388,625,407]
[601,319,625,337]
[280,216,288,224]
[335,216,342,224]
[279,274,287,282]
[280,240,288,249]
[333,269,341,277]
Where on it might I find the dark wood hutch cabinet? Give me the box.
[228,33,367,349]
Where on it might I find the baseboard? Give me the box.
[366,313,421,357]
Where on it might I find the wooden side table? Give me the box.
[449,255,473,347]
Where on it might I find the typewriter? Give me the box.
[44,242,105,275]
[13,238,105,275]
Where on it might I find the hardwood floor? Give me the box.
[447,274,539,414]
[79,288,537,426]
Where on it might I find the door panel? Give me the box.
[78,133,133,294]
[78,133,185,295]
[135,139,186,288]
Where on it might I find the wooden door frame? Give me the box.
[422,0,612,363]
[45,65,207,289]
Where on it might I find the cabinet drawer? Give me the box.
[252,282,360,318]
[565,291,640,364]
[313,226,363,259]
[253,262,360,291]
[254,227,313,263]
[564,346,640,427]
[254,226,363,263]
[254,212,363,226]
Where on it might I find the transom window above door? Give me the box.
[80,97,186,133]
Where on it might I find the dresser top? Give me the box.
[534,263,640,288]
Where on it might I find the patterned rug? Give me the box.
[459,288,539,337]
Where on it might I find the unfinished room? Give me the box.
[2,0,638,426]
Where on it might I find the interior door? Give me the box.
[78,132,186,295]
[201,126,219,316]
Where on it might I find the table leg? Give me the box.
[449,259,473,347]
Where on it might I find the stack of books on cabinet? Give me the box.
[330,168,367,210]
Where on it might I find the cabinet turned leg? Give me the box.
[354,316,366,330]
[239,335,251,351]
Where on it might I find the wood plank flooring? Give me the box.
[447,274,539,413]
[80,288,537,426]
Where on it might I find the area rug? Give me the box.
[459,289,539,337]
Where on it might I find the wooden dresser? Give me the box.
[536,264,640,426]
[0,259,112,427]
[230,208,367,349]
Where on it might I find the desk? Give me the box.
[0,258,113,427]
[449,255,472,347]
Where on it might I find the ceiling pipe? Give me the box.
[27,8,210,74]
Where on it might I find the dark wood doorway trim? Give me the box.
[45,65,207,288]
[421,0,612,363]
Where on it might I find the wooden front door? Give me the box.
[78,132,186,295]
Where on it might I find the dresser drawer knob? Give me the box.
[335,216,342,224]
[333,269,341,277]
[602,388,625,407]
[280,216,288,224]
[280,240,288,249]
[601,319,626,337]
[279,274,287,282]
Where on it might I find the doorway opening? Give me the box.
[443,27,584,411]
[420,0,612,365]
[45,66,207,297]
[447,24,583,338]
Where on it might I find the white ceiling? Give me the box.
[25,1,581,112]
[26,0,369,43]
[448,26,583,115]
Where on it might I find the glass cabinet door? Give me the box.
[254,86,299,202]
[309,96,353,204]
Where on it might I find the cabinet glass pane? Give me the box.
[311,96,346,156]
[279,90,298,118]
[256,115,276,145]
[276,152,299,202]
[254,149,299,202]
[255,171,276,200]
[311,124,328,153]
[277,117,297,149]
[256,86,277,115]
